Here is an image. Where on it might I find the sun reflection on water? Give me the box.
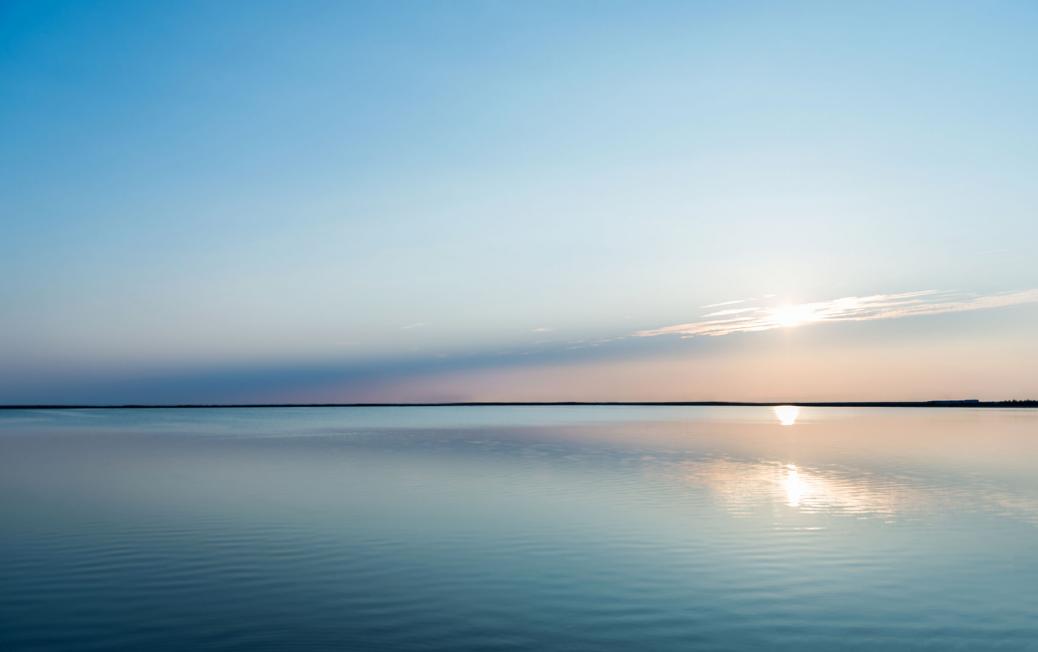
[773,405,800,426]
[683,459,905,518]
[784,464,805,507]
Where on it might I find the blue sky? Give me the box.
[2,1,1037,403]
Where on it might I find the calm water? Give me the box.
[2,406,1038,651]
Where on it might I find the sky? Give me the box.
[2,0,1037,404]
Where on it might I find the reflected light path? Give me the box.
[684,459,906,518]
[773,405,800,426]
[784,464,805,507]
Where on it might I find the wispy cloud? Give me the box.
[701,298,749,309]
[703,307,758,318]
[400,322,427,331]
[636,289,1038,339]
[531,327,554,333]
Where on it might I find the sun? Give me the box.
[770,304,816,328]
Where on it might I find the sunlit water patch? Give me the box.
[2,406,1038,651]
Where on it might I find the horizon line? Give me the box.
[1,400,1036,410]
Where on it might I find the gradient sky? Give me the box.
[3,1,1037,404]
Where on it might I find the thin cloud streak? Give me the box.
[704,307,758,318]
[701,298,749,309]
[636,289,1038,339]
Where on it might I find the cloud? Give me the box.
[703,307,758,317]
[636,289,1038,339]
[532,327,554,332]
[701,298,750,309]
[400,322,427,330]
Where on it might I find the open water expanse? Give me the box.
[2,406,1037,651]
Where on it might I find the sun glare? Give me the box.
[770,304,816,328]
[773,405,800,426]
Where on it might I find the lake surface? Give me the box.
[2,406,1038,651]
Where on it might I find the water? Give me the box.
[2,406,1037,651]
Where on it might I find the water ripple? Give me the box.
[2,407,1038,650]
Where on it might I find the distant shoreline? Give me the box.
[1,400,1035,410]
